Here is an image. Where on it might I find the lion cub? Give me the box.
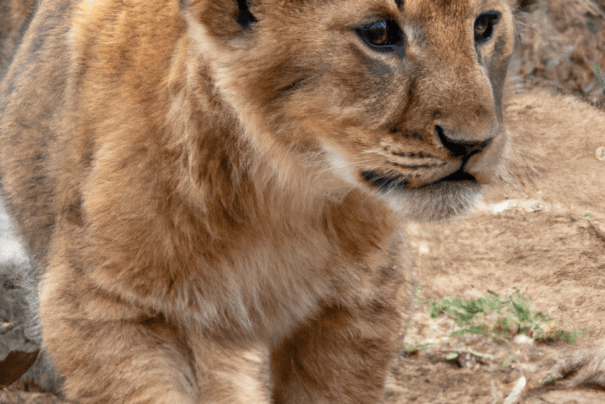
[0,0,535,402]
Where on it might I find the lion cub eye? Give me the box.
[355,20,405,54]
[474,10,501,44]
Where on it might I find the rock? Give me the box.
[596,146,605,161]
[513,335,534,345]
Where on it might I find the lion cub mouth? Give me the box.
[360,125,503,193]
[428,169,479,187]
[360,168,478,193]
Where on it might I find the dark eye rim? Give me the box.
[474,10,501,45]
[354,19,405,55]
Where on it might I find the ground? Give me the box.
[1,0,605,403]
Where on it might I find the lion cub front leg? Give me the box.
[40,273,270,403]
[188,336,271,403]
[270,298,404,404]
[43,306,272,403]
[42,313,199,404]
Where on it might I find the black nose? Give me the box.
[436,125,492,159]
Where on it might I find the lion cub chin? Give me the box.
[0,0,536,402]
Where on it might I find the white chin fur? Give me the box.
[380,181,483,222]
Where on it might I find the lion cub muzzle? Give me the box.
[431,107,506,187]
[365,77,505,192]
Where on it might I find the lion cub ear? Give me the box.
[180,0,258,38]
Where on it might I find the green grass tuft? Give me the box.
[428,287,582,344]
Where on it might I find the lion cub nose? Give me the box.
[435,125,493,159]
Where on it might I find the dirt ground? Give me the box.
[1,0,605,403]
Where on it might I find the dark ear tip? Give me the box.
[235,0,258,30]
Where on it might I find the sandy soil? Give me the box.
[1,0,605,403]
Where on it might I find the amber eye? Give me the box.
[355,20,405,54]
[474,10,500,44]
[358,21,389,45]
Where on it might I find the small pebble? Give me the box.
[596,146,605,161]
[2,322,13,330]
[513,334,534,345]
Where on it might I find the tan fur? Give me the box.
[0,0,535,402]
[0,0,37,76]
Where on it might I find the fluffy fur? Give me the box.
[0,0,535,402]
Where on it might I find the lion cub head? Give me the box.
[180,0,535,221]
